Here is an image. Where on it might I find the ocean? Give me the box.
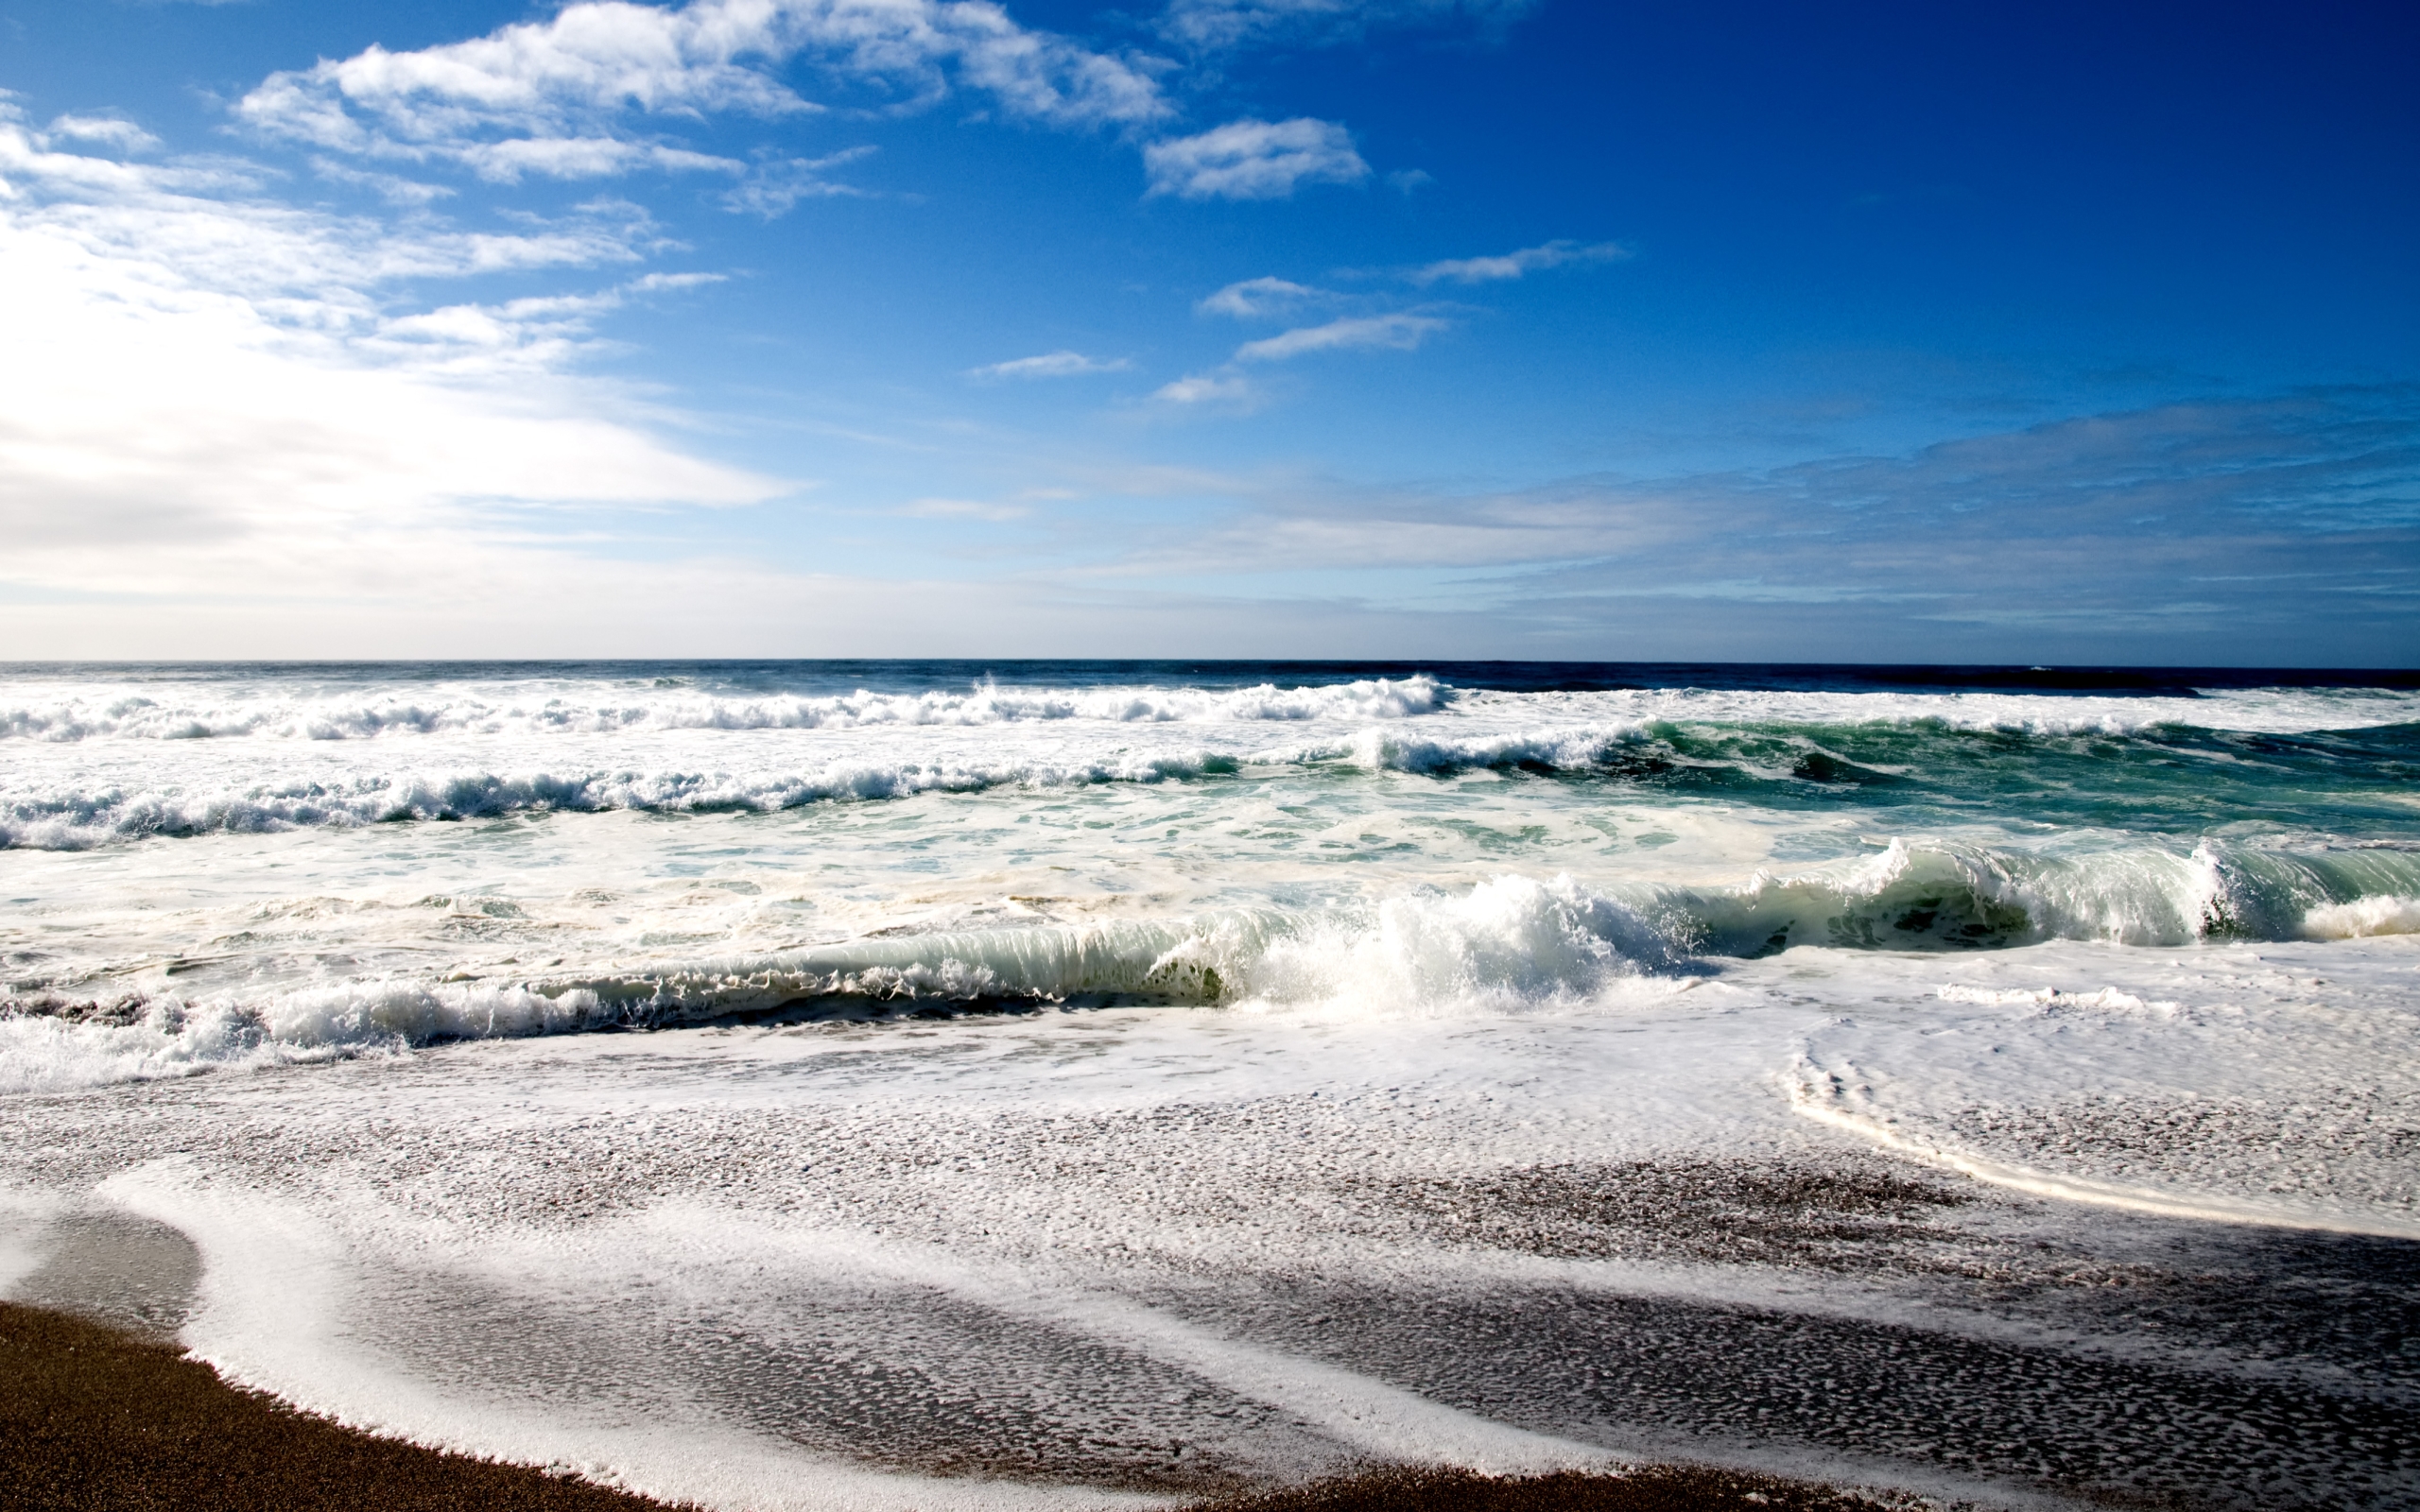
[3,661,2416,1508]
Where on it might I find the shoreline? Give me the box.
[1,1300,1913,1512]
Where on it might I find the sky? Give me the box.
[0,0,2413,663]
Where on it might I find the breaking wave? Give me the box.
[0,752,1245,850]
[7,674,2416,747]
[9,711,2418,850]
[0,676,1449,743]
[12,843,2420,1091]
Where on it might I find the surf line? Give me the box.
[1780,1068,2420,1242]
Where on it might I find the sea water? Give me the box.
[3,662,2416,1508]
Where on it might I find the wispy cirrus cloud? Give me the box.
[0,121,782,635]
[1408,238,1628,285]
[0,123,666,306]
[895,496,1029,521]
[967,350,1133,380]
[1153,311,1447,408]
[1143,117,1366,200]
[1097,387,2420,656]
[1196,276,1333,318]
[369,272,727,374]
[1151,372,1259,406]
[720,145,877,216]
[310,157,458,204]
[45,114,161,153]
[1158,0,1541,51]
[1234,312,1448,362]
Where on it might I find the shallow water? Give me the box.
[3,662,2416,1508]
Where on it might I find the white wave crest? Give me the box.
[0,878,1692,1091]
[14,846,2420,1092]
[0,983,617,1095]
[8,675,2416,750]
[1234,874,1684,1014]
[0,676,1447,743]
[1327,726,1635,773]
[0,751,1238,850]
[2300,895,2420,939]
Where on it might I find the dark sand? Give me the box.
[0,1301,677,1511]
[0,1299,1905,1512]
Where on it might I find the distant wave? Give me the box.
[5,676,2417,745]
[10,846,2418,1091]
[8,709,2417,850]
[0,751,1248,850]
[0,676,1449,743]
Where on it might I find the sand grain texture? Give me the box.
[0,1301,682,1511]
[1,1299,1922,1512]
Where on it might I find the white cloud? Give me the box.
[1143,117,1366,200]
[967,350,1133,380]
[1233,312,1446,362]
[312,158,457,205]
[0,128,783,633]
[45,115,161,153]
[1409,238,1629,285]
[236,0,1169,189]
[451,136,744,184]
[1160,0,1540,51]
[0,125,663,315]
[1152,373,1258,405]
[720,145,876,215]
[1196,275,1330,318]
[1155,306,1445,414]
[897,496,1028,520]
[367,272,727,374]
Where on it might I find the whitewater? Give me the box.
[4,661,2416,1510]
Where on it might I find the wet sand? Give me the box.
[0,1300,679,1511]
[0,1299,1912,1511]
[4,1066,2414,1509]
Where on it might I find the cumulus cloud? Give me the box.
[236,0,1168,189]
[967,350,1133,380]
[1196,275,1331,318]
[1233,312,1447,362]
[1408,238,1629,285]
[1160,0,1540,51]
[1143,117,1366,200]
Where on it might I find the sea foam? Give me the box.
[13,841,2420,1091]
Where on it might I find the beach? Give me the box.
[1,1304,1909,1512]
[3,662,2416,1509]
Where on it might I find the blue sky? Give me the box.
[0,0,2412,662]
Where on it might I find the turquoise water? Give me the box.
[4,662,2418,1047]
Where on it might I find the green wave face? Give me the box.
[1577,719,2420,839]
